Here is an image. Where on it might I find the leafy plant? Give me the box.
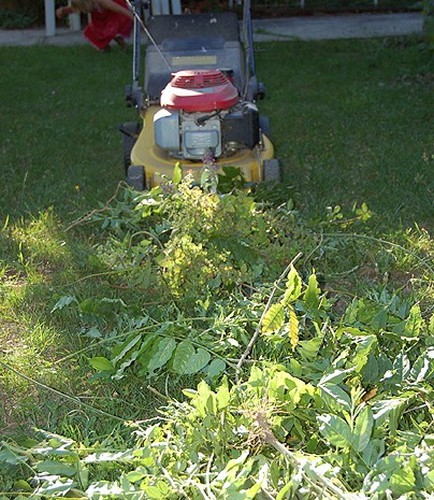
[0,8,37,29]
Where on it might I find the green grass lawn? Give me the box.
[256,37,433,228]
[0,37,432,439]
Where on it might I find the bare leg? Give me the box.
[114,35,126,49]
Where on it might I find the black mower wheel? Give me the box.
[120,122,142,175]
[123,135,136,174]
[263,159,281,183]
[127,165,145,191]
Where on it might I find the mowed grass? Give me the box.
[0,37,432,437]
[0,45,132,221]
[256,37,433,227]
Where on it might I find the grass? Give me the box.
[256,37,433,227]
[0,37,432,439]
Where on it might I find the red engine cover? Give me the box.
[160,69,239,113]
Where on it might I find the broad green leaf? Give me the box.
[297,337,322,359]
[145,485,162,498]
[126,470,145,483]
[361,439,385,467]
[371,398,405,426]
[89,357,114,372]
[36,479,75,496]
[389,467,416,495]
[352,406,374,452]
[216,382,230,410]
[14,479,32,492]
[352,335,377,373]
[172,341,195,374]
[77,461,89,490]
[304,271,320,312]
[283,266,302,303]
[429,313,434,334]
[288,304,299,349]
[0,447,29,465]
[425,470,434,490]
[318,414,353,449]
[172,162,183,185]
[319,368,354,386]
[319,383,352,413]
[206,358,226,379]
[370,307,388,331]
[50,295,77,313]
[183,347,211,374]
[195,380,214,417]
[403,304,422,338]
[262,303,285,334]
[36,460,77,477]
[112,334,142,364]
[147,337,177,374]
[276,482,292,500]
[409,348,434,384]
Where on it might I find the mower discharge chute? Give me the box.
[120,0,280,190]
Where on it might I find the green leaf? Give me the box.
[172,162,183,185]
[206,359,226,379]
[288,304,299,349]
[147,337,177,374]
[319,368,354,386]
[276,482,292,500]
[36,460,77,477]
[172,341,195,374]
[0,447,28,465]
[126,470,145,483]
[424,469,434,490]
[144,485,162,499]
[50,295,77,313]
[297,337,322,359]
[403,304,422,338]
[318,414,353,449]
[283,266,302,303]
[216,382,230,410]
[389,467,416,495]
[319,384,352,413]
[112,333,142,365]
[352,406,374,452]
[183,347,211,375]
[194,380,214,417]
[14,479,32,492]
[351,335,377,373]
[304,271,320,312]
[89,357,114,372]
[262,303,285,334]
[35,478,75,496]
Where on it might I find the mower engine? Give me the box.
[153,69,260,160]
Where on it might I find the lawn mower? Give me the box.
[120,0,280,190]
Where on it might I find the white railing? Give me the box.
[44,0,81,37]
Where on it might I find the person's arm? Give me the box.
[98,0,134,19]
[56,5,74,18]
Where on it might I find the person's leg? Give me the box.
[114,35,126,49]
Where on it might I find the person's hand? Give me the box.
[56,7,66,18]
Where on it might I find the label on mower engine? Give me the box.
[172,56,217,66]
